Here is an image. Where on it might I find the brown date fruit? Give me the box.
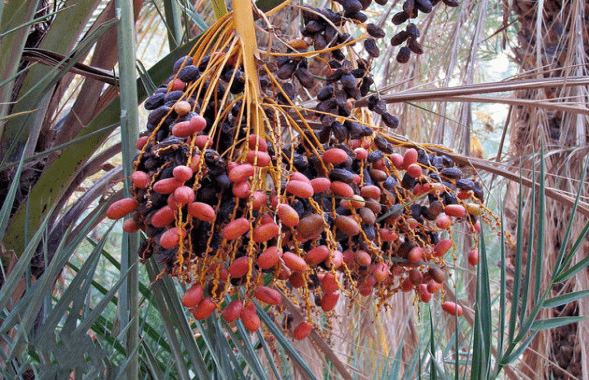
[381,112,399,128]
[359,0,372,10]
[390,31,409,46]
[345,11,367,23]
[396,47,411,63]
[364,38,380,58]
[305,20,325,33]
[338,0,363,13]
[294,68,315,88]
[406,23,420,38]
[392,11,409,25]
[340,73,357,90]
[317,85,334,101]
[366,24,386,38]
[408,38,424,54]
[277,62,296,79]
[415,0,433,13]
[313,34,327,51]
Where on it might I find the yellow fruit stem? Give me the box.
[231,0,262,138]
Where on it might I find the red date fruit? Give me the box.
[182,284,204,308]
[293,321,313,340]
[107,198,138,220]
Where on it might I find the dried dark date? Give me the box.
[294,68,315,88]
[317,85,334,101]
[345,11,367,23]
[396,46,412,63]
[381,112,399,128]
[364,38,380,58]
[392,11,410,25]
[390,31,409,46]
[415,0,433,13]
[367,24,386,39]
[406,24,420,38]
[408,38,424,54]
[440,167,463,179]
[178,65,200,82]
[144,93,165,110]
[173,56,193,73]
[148,106,170,125]
[277,62,296,79]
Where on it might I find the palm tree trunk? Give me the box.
[506,1,589,379]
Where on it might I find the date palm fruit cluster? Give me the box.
[106,0,477,340]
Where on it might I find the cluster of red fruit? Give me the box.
[108,132,480,338]
[105,1,478,340]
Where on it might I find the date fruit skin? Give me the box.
[442,302,463,317]
[293,321,313,340]
[182,285,204,308]
[107,198,138,220]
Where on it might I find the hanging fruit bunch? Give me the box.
[107,0,488,339]
[390,0,459,62]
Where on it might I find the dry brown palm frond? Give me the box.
[504,0,589,378]
[429,95,589,116]
[357,76,589,106]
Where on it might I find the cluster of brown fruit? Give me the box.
[105,0,478,340]
[390,0,460,63]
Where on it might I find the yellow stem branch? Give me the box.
[232,0,261,137]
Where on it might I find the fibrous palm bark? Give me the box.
[506,1,589,379]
